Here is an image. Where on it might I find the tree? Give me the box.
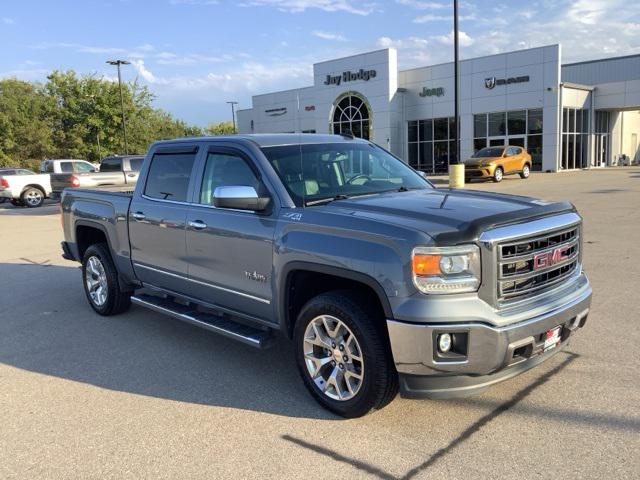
[205,121,235,136]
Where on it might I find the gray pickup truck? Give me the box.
[60,134,592,417]
[47,155,142,196]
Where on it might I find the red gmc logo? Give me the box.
[533,246,570,270]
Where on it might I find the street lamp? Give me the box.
[106,59,131,154]
[449,0,464,188]
[226,101,238,133]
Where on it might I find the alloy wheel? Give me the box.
[302,315,364,401]
[85,256,108,306]
[523,165,530,178]
[25,189,43,207]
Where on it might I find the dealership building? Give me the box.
[237,45,640,173]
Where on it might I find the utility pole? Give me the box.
[227,101,238,133]
[449,0,464,187]
[106,60,131,154]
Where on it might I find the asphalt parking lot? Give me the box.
[1,168,639,479]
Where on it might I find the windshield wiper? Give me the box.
[305,194,350,206]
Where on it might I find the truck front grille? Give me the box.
[497,226,580,302]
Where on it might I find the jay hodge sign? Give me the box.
[324,69,377,86]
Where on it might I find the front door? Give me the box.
[185,147,277,321]
[129,146,200,293]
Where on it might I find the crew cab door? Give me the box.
[185,146,277,321]
[129,145,200,293]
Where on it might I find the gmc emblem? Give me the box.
[533,246,570,270]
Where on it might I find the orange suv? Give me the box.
[464,145,532,183]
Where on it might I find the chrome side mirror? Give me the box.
[213,186,271,211]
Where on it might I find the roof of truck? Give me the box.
[154,133,370,148]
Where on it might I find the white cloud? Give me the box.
[312,30,347,41]
[2,17,14,24]
[131,60,165,84]
[395,0,447,9]
[433,30,475,47]
[169,0,219,5]
[238,0,376,15]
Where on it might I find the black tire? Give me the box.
[493,166,504,183]
[519,163,531,179]
[21,187,45,208]
[10,199,24,207]
[294,290,398,418]
[81,243,132,316]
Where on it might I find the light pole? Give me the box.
[449,0,464,188]
[226,101,238,133]
[106,59,130,154]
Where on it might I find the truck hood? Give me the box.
[327,188,575,244]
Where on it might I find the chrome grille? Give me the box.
[497,226,580,302]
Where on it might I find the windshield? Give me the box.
[472,147,504,158]
[262,142,431,207]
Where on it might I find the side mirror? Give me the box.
[213,186,271,212]
[417,170,428,179]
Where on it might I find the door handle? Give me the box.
[132,212,146,221]
[188,220,207,230]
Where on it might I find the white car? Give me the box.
[0,168,52,208]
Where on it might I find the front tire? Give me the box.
[82,243,131,316]
[493,167,504,183]
[520,164,531,179]
[21,187,45,208]
[294,291,398,418]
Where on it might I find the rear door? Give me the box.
[129,144,200,293]
[185,145,277,320]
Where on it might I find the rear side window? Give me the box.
[129,158,144,171]
[60,162,74,173]
[75,162,95,173]
[144,152,197,202]
[100,158,121,172]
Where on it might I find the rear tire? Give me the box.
[520,164,531,179]
[493,167,504,183]
[82,243,132,316]
[294,290,398,418]
[21,187,45,208]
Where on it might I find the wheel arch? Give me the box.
[279,261,394,339]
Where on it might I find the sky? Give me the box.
[1,0,640,126]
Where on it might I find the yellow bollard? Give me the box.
[448,164,465,188]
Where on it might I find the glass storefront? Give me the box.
[561,108,589,169]
[408,117,457,173]
[474,109,543,170]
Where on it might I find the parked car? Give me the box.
[465,146,532,182]
[60,134,591,417]
[43,156,142,196]
[0,168,52,207]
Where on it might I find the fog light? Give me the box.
[438,333,452,353]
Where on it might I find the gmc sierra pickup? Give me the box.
[60,134,592,418]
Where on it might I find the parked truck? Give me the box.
[0,168,52,207]
[44,156,142,196]
[60,134,592,417]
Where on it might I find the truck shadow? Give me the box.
[0,262,336,420]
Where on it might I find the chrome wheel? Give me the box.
[494,168,503,182]
[85,256,108,306]
[24,189,43,207]
[303,315,364,401]
[522,165,530,178]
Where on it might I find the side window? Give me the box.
[43,162,54,173]
[144,152,197,202]
[199,152,259,205]
[129,158,144,171]
[60,162,74,173]
[75,162,95,173]
[100,158,120,172]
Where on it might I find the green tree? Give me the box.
[205,121,235,136]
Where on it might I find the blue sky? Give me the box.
[1,0,639,126]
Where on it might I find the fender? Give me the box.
[278,261,394,336]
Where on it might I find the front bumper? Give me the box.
[465,165,496,178]
[387,274,592,399]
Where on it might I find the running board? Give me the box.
[131,294,273,348]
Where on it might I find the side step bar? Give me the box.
[131,294,273,348]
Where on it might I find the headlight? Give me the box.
[412,245,481,294]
